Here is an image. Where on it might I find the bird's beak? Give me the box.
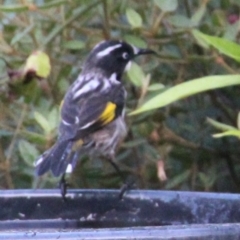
[133,47,156,57]
[125,46,156,72]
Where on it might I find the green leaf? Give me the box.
[21,130,47,145]
[198,172,208,185]
[224,22,239,41]
[34,111,51,134]
[0,4,28,12]
[148,83,165,91]
[126,8,143,28]
[192,30,210,49]
[123,35,147,48]
[0,0,67,12]
[130,75,240,115]
[18,140,40,166]
[10,24,34,45]
[38,0,68,9]
[213,130,240,139]
[207,117,240,139]
[165,170,190,189]
[63,40,85,50]
[48,107,60,131]
[154,0,178,12]
[168,15,192,28]
[206,117,236,131]
[127,62,145,87]
[24,51,51,78]
[190,3,206,26]
[192,30,240,62]
[122,139,147,148]
[198,172,216,187]
[42,1,101,46]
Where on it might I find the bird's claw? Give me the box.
[118,178,135,199]
[59,174,69,201]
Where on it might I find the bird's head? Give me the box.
[82,40,155,80]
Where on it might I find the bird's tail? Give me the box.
[35,140,75,177]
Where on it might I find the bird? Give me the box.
[34,40,155,198]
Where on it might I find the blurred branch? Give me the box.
[150,123,218,155]
[151,11,166,36]
[184,0,191,18]
[102,0,110,39]
[215,54,239,74]
[42,0,102,47]
[208,92,236,126]
[4,104,28,189]
[150,124,200,150]
[219,139,240,192]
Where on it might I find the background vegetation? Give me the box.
[1,0,240,193]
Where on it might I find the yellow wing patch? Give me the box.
[99,102,117,125]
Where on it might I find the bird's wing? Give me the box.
[59,79,125,141]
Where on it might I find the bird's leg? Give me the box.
[59,173,68,201]
[108,158,125,182]
[118,176,135,199]
[108,156,135,199]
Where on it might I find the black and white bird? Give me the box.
[35,40,155,196]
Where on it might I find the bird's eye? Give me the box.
[122,52,129,60]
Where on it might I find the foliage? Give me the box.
[1,0,240,193]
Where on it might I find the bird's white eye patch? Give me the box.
[122,52,129,60]
[131,45,140,55]
[97,44,122,58]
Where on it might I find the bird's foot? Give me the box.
[59,174,69,202]
[118,178,136,200]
